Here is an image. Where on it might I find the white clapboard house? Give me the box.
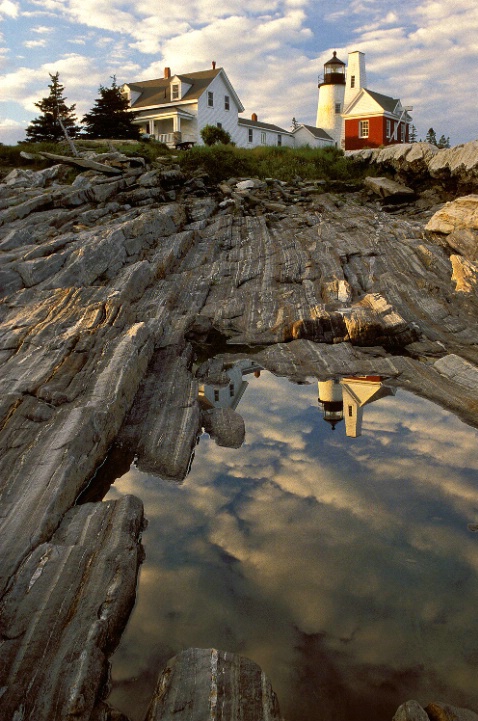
[122,63,333,149]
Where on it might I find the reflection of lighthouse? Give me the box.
[318,376,396,437]
[318,378,344,430]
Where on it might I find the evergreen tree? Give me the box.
[425,127,438,145]
[409,124,418,143]
[81,77,140,140]
[25,72,79,143]
[437,134,451,149]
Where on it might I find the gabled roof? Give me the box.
[294,124,334,141]
[365,89,400,113]
[344,88,401,116]
[125,68,244,112]
[238,117,291,134]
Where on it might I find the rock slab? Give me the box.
[145,647,281,721]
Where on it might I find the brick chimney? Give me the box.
[251,113,258,122]
[164,67,171,79]
[212,60,216,69]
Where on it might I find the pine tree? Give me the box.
[409,124,417,143]
[81,77,140,140]
[25,72,79,143]
[425,128,438,146]
[437,134,451,149]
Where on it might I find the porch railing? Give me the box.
[156,132,197,147]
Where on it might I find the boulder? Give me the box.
[364,176,416,202]
[145,648,281,721]
[426,195,478,260]
[393,700,429,721]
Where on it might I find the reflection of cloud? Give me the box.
[106,372,478,721]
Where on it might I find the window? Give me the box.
[172,84,179,100]
[217,122,222,129]
[248,128,253,143]
[350,75,355,88]
[208,91,214,107]
[386,119,391,138]
[224,95,230,111]
[277,134,282,146]
[229,384,235,398]
[348,406,353,417]
[261,131,267,145]
[214,389,219,402]
[335,102,341,114]
[359,119,369,138]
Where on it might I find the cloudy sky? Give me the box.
[1,0,477,146]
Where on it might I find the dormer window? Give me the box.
[172,83,180,100]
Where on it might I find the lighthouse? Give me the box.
[316,51,346,147]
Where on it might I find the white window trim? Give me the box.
[224,95,230,111]
[359,120,369,139]
[248,128,253,143]
[208,91,214,107]
[172,83,180,100]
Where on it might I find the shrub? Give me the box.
[200,125,232,146]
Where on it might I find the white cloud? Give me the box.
[31,24,52,33]
[0,116,25,143]
[24,38,47,48]
[0,0,19,18]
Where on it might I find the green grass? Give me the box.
[178,144,363,184]
[1,140,366,185]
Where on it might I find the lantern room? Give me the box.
[320,51,346,87]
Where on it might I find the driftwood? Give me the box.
[39,151,122,174]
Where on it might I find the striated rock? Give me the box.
[118,345,200,480]
[1,149,478,720]
[145,648,281,721]
[0,495,144,721]
[393,700,429,721]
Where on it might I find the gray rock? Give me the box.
[0,495,144,721]
[364,176,416,201]
[393,700,429,721]
[145,648,281,721]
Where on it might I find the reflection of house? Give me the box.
[318,376,396,437]
[199,360,262,411]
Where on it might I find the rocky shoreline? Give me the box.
[0,142,477,720]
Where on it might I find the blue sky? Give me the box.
[1,0,477,145]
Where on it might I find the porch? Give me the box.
[136,108,197,148]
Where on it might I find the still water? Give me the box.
[105,366,478,721]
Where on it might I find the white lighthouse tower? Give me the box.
[316,51,346,147]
